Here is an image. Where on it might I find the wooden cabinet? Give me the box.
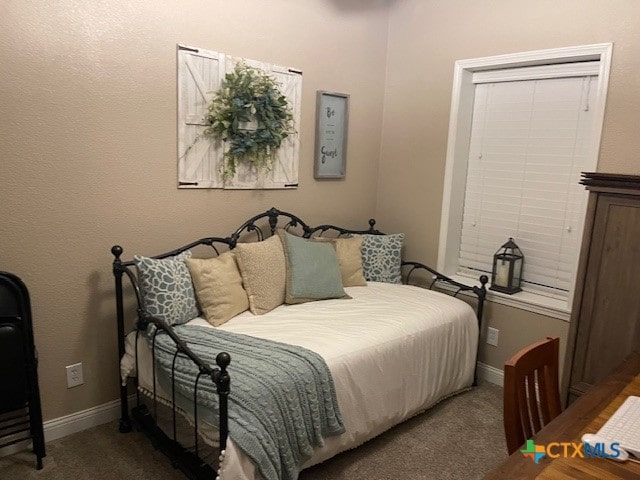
[563,173,640,404]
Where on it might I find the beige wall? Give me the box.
[377,0,640,370]
[479,304,570,381]
[4,0,639,423]
[0,0,390,420]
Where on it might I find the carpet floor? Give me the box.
[0,382,507,479]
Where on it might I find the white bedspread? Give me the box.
[122,282,478,480]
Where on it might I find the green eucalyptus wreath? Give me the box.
[204,62,295,179]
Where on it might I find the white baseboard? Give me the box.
[44,394,136,443]
[0,394,135,458]
[477,361,504,387]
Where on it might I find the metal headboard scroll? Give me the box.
[402,260,489,299]
[227,207,314,246]
[308,218,382,238]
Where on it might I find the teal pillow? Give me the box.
[360,233,405,284]
[134,251,199,326]
[277,230,347,304]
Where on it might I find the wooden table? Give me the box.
[483,352,640,479]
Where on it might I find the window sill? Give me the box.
[444,274,571,322]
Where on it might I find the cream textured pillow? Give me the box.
[234,235,286,315]
[186,252,249,327]
[314,236,367,287]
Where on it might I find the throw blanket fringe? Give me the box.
[152,325,345,480]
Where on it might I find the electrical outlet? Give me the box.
[66,362,84,388]
[486,327,499,347]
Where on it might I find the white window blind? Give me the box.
[458,74,597,299]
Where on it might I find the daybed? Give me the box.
[112,208,487,480]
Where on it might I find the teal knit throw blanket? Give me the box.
[152,325,345,480]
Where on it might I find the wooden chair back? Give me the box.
[503,336,562,455]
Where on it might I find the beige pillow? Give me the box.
[314,236,367,287]
[186,252,249,327]
[234,235,286,315]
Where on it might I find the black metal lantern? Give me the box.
[490,238,523,294]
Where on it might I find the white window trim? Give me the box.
[441,274,572,321]
[472,61,600,84]
[438,44,613,321]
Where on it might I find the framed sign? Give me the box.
[314,91,349,179]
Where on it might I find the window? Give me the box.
[438,45,612,319]
[460,74,596,298]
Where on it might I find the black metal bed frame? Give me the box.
[111,207,488,480]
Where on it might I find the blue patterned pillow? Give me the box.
[360,233,405,284]
[134,251,199,327]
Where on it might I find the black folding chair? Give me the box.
[0,271,46,469]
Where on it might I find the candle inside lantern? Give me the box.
[494,260,509,287]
